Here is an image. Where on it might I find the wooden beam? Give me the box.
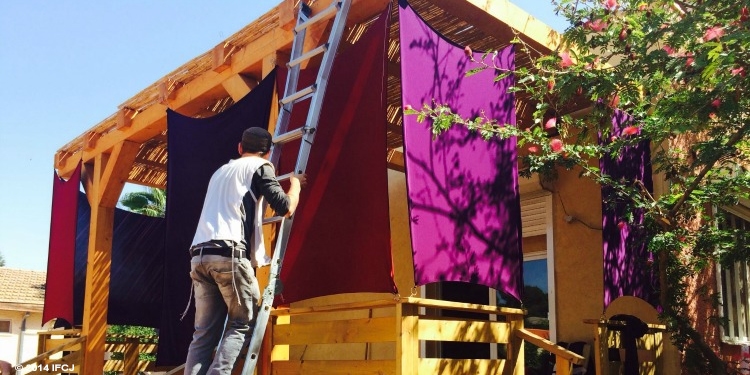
[432,0,560,55]
[54,0,387,179]
[387,149,405,172]
[98,141,141,208]
[221,74,258,102]
[81,153,114,375]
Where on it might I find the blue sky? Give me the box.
[0,1,566,271]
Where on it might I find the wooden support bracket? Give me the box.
[212,42,236,73]
[84,131,101,152]
[278,0,297,31]
[158,80,184,105]
[221,74,259,102]
[116,107,136,130]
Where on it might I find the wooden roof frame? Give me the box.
[53,0,560,371]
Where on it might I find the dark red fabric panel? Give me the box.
[276,5,396,305]
[399,0,523,300]
[44,161,81,325]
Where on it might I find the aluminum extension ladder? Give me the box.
[240,1,352,373]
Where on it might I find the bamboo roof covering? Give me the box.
[55,0,561,189]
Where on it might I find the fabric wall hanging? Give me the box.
[399,0,523,301]
[276,4,396,305]
[159,72,276,366]
[43,161,81,326]
[601,109,658,308]
[72,192,166,328]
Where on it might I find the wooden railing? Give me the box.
[516,328,585,375]
[14,330,159,375]
[266,296,583,375]
[14,329,84,374]
[103,335,159,374]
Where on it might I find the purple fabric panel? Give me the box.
[399,0,523,301]
[44,161,81,325]
[600,109,658,308]
[276,5,396,305]
[72,192,165,328]
[157,72,276,366]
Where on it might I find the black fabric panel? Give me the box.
[73,192,166,328]
[157,71,276,366]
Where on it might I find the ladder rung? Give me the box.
[263,216,285,225]
[280,84,316,106]
[295,1,341,33]
[275,172,294,182]
[288,44,329,68]
[273,127,306,144]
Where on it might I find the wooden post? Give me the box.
[123,338,139,375]
[556,356,573,375]
[505,314,524,375]
[80,162,114,373]
[396,302,419,375]
[80,143,138,374]
[594,322,606,375]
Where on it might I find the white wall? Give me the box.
[0,310,45,365]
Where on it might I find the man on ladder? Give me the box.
[183,127,304,375]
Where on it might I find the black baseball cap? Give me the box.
[241,127,273,154]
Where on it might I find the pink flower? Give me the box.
[622,125,640,136]
[403,104,413,111]
[545,117,557,129]
[704,26,725,42]
[559,51,574,68]
[709,112,718,120]
[711,98,721,109]
[584,19,608,32]
[464,46,473,58]
[732,66,746,77]
[528,145,539,153]
[617,221,627,230]
[742,7,750,22]
[610,135,619,142]
[603,0,618,11]
[608,93,620,108]
[549,138,564,152]
[662,45,675,56]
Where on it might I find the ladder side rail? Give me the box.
[240,218,293,375]
[294,0,351,175]
[268,5,310,168]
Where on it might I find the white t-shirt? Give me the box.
[191,155,273,267]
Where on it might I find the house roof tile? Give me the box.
[0,268,46,306]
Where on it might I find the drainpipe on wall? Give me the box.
[16,312,30,364]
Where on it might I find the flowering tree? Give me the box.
[407,0,750,372]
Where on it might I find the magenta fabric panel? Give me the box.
[399,0,523,300]
[600,110,658,308]
[158,73,276,366]
[43,161,81,325]
[276,5,396,305]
